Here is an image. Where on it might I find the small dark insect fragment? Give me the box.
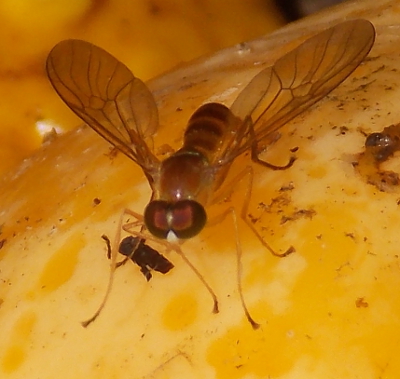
[355,123,400,191]
[365,127,400,162]
[102,235,174,281]
[118,236,174,281]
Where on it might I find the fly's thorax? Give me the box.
[157,149,212,204]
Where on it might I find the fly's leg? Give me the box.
[239,165,295,257]
[251,144,296,170]
[247,116,296,170]
[211,166,295,257]
[81,209,150,327]
[208,192,261,328]
[208,165,295,329]
[245,122,294,255]
[81,210,127,327]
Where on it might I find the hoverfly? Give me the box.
[46,19,375,328]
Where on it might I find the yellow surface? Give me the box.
[2,0,400,379]
[0,0,284,176]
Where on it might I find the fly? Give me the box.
[47,19,375,328]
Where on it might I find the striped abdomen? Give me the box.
[182,103,237,162]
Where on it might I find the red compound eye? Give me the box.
[144,200,207,240]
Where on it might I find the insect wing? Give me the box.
[218,19,375,165]
[46,39,159,172]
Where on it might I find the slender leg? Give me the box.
[81,210,126,327]
[251,143,296,170]
[230,206,260,329]
[208,165,295,328]
[248,114,296,170]
[210,166,295,257]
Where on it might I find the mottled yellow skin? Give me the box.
[2,1,400,379]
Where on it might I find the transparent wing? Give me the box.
[216,19,375,165]
[46,39,159,173]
